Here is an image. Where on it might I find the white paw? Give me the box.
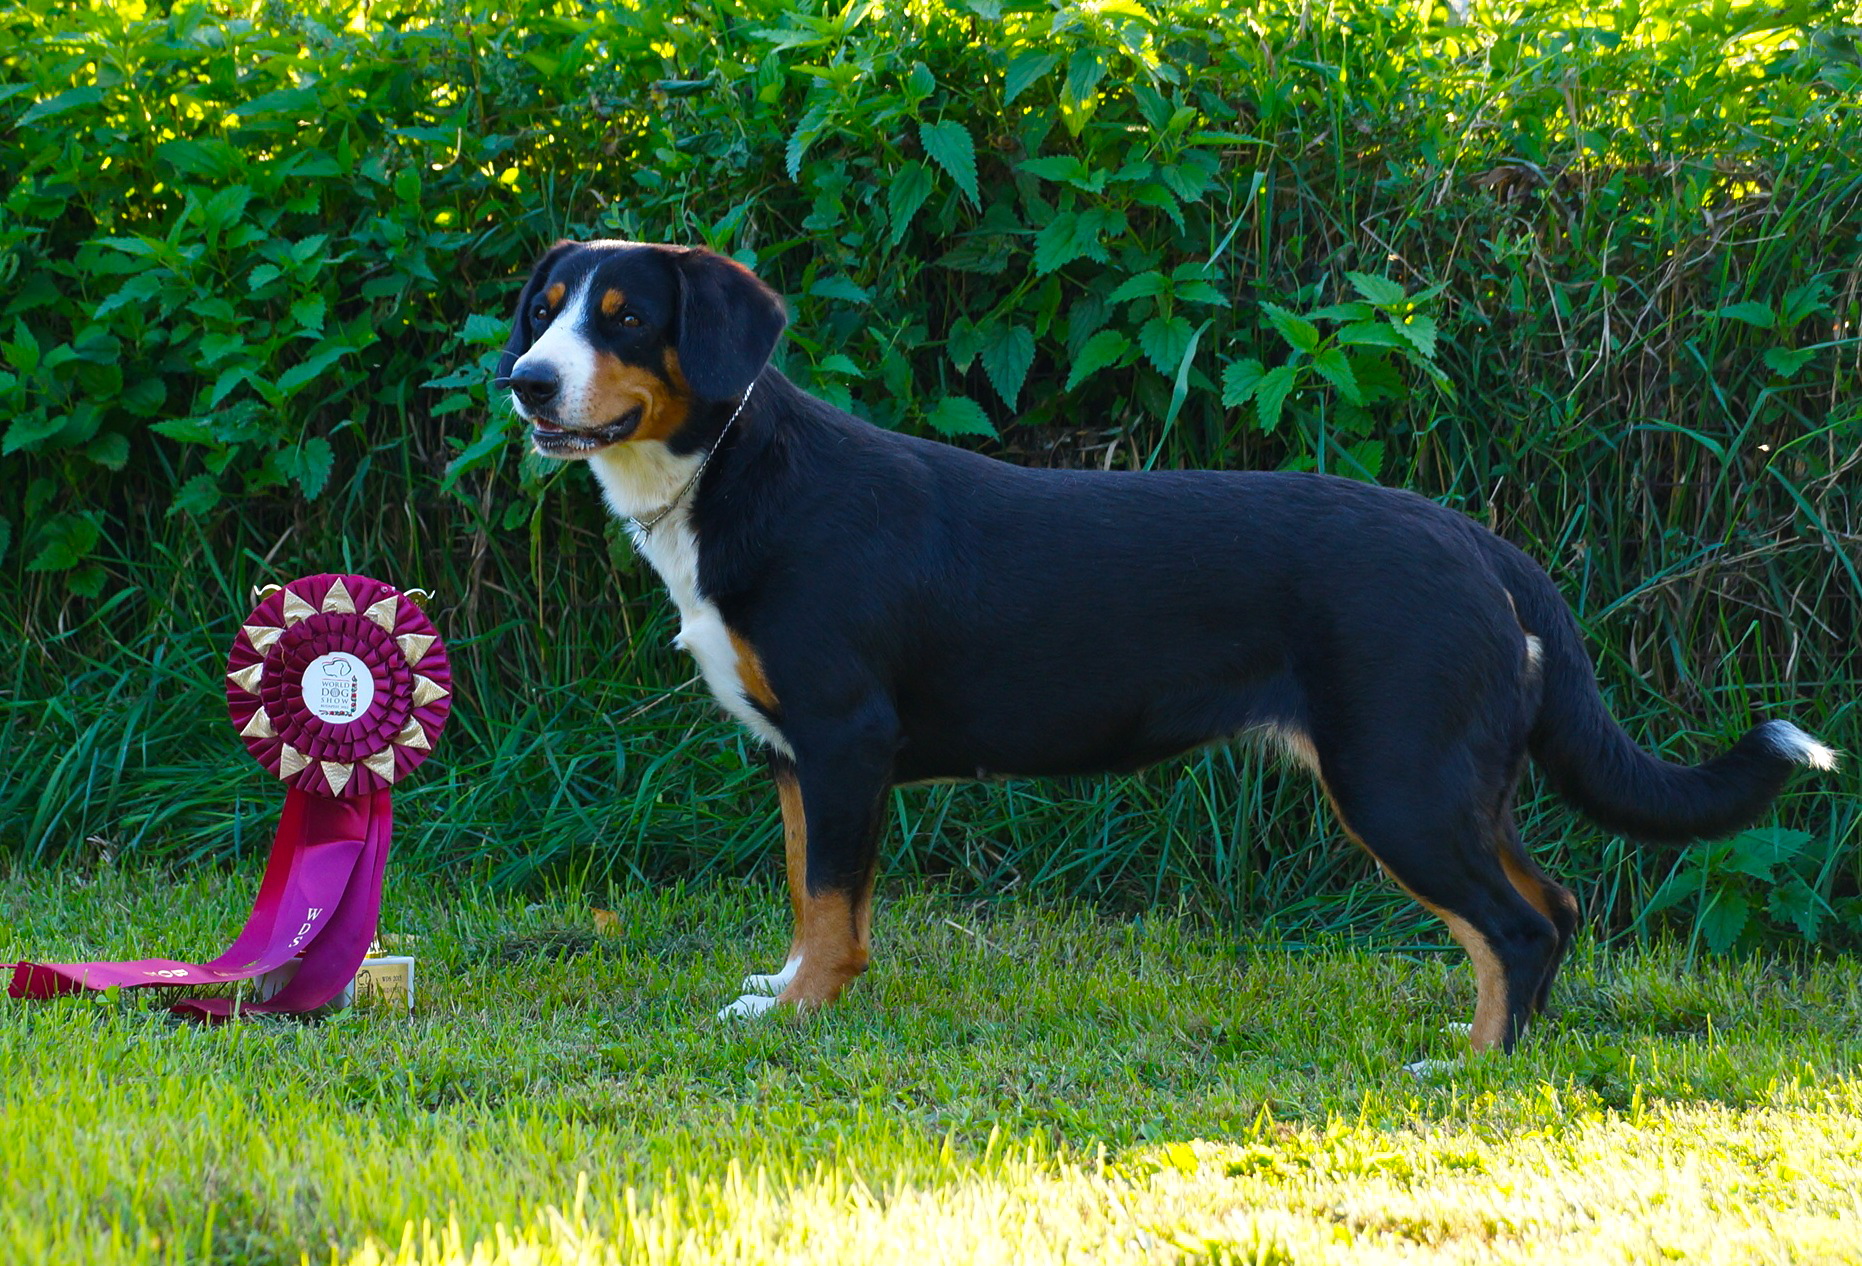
[1443,1021,1473,1040]
[1404,1057,1464,1081]
[741,956,802,996]
[718,992,781,1020]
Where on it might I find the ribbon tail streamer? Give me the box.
[6,789,371,1002]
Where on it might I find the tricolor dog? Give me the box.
[498,240,1835,1054]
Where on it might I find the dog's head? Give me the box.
[497,241,787,459]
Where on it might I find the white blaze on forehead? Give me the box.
[510,272,602,427]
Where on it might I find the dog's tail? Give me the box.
[1497,546,1836,844]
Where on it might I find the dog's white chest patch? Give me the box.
[589,453,790,755]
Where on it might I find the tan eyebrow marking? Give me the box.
[600,287,626,316]
[544,282,565,306]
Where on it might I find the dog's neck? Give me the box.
[587,440,701,526]
[585,386,755,532]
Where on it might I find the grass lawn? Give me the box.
[3,867,1860,1264]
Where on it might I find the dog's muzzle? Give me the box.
[495,363,643,456]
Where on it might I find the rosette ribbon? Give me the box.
[7,574,451,1019]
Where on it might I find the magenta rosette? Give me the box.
[8,573,450,1019]
[225,574,451,798]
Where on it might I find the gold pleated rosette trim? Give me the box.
[225,574,452,797]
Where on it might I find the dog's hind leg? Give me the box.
[739,758,808,997]
[1495,818,1579,1017]
[1323,752,1559,1053]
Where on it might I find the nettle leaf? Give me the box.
[1763,346,1817,379]
[169,473,222,517]
[85,432,130,470]
[293,436,335,500]
[276,344,354,395]
[1109,271,1168,303]
[1714,300,1775,328]
[919,120,979,203]
[1018,155,1089,184]
[95,272,164,318]
[441,414,512,492]
[1253,364,1300,432]
[1032,213,1087,275]
[1306,301,1375,322]
[208,365,253,408]
[3,412,67,455]
[462,313,508,344]
[24,513,101,572]
[1337,321,1409,349]
[1766,877,1823,942]
[1158,162,1210,203]
[1064,48,1105,110]
[887,161,933,245]
[947,316,986,373]
[1066,329,1132,390]
[809,275,871,304]
[926,394,997,438]
[19,85,103,127]
[1139,314,1193,375]
[1394,314,1439,359]
[1172,280,1230,307]
[1312,347,1364,404]
[1032,209,1120,275]
[1643,868,1699,917]
[1729,827,1811,876]
[1342,438,1385,480]
[1260,302,1319,353]
[1698,888,1750,954]
[980,323,1035,408]
[66,563,107,599]
[1345,271,1407,307]
[785,102,832,180]
[290,294,327,334]
[1130,183,1184,231]
[150,417,218,446]
[1221,358,1266,407]
[1004,50,1059,105]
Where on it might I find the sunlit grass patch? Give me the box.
[3,872,1860,1262]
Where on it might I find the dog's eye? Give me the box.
[531,303,552,325]
[620,312,642,329]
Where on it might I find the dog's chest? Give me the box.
[633,514,791,755]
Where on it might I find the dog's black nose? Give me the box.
[506,365,559,409]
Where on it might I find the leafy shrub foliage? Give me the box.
[1,0,1857,949]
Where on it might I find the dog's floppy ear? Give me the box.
[672,248,787,400]
[499,240,576,373]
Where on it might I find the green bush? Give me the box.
[1,0,1857,949]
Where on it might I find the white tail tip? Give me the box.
[1760,721,1840,772]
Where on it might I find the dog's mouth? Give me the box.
[527,407,644,458]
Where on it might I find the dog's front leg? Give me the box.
[721,700,894,1019]
[738,756,807,997]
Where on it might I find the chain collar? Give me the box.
[628,378,757,537]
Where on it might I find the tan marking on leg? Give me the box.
[777,890,869,1009]
[1315,771,1510,1052]
[1423,902,1510,1051]
[544,281,565,307]
[1501,849,1553,921]
[1501,844,1578,926]
[776,767,805,965]
[729,632,779,712]
[600,286,626,316]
